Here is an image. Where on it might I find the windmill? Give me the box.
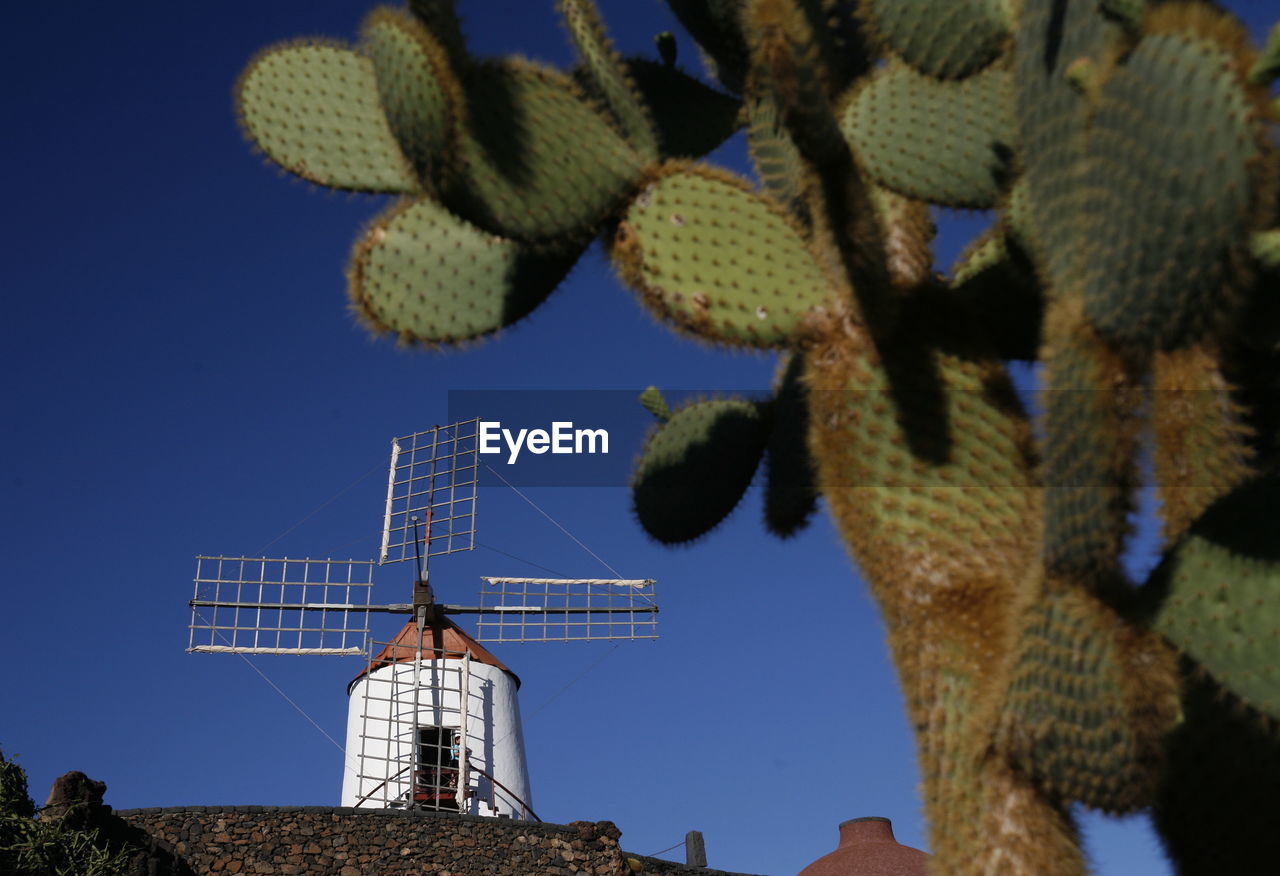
[187,417,658,820]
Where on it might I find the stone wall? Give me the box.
[116,806,764,876]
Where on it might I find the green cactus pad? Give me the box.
[841,64,1016,208]
[952,225,1008,287]
[859,0,1010,79]
[236,41,419,192]
[744,0,848,165]
[764,355,819,538]
[625,59,743,159]
[611,164,838,348]
[745,64,810,219]
[1153,670,1280,873]
[1249,22,1280,85]
[1251,229,1280,270]
[1150,346,1257,542]
[1098,0,1146,30]
[1077,23,1262,351]
[1001,176,1040,260]
[950,225,1042,361]
[559,0,658,160]
[360,8,459,183]
[632,398,768,544]
[999,590,1177,812]
[1146,474,1280,720]
[870,184,936,292]
[1040,306,1139,582]
[639,386,672,421]
[666,0,750,93]
[407,0,470,73]
[348,198,578,345]
[821,0,875,90]
[1013,0,1117,289]
[440,59,643,244]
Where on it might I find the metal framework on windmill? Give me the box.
[187,417,658,815]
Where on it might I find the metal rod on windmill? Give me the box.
[187,417,658,820]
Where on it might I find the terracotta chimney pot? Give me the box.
[796,817,929,876]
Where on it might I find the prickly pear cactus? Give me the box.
[237,1,1280,872]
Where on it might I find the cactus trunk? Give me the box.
[238,0,1280,869]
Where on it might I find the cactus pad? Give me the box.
[1153,670,1280,873]
[666,0,750,93]
[360,8,459,183]
[820,0,875,90]
[1249,21,1280,85]
[859,0,1010,80]
[743,0,848,165]
[407,0,470,73]
[950,224,1042,360]
[612,164,838,348]
[1147,474,1280,720]
[1076,15,1263,351]
[559,0,659,160]
[951,225,1008,288]
[841,65,1016,209]
[1012,0,1116,289]
[1151,345,1256,542]
[745,65,810,220]
[236,41,420,192]
[639,386,672,422]
[617,59,743,159]
[632,398,768,544]
[440,60,643,243]
[1040,302,1141,582]
[764,355,818,537]
[999,589,1179,812]
[1252,228,1280,270]
[348,198,577,345]
[1099,0,1146,30]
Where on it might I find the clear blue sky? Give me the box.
[2,2,1273,874]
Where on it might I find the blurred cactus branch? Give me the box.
[235,1,1280,872]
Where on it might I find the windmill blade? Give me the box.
[188,556,375,655]
[380,418,481,565]
[473,577,658,643]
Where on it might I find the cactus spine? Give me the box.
[238,1,1280,872]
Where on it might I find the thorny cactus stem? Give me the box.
[236,1,1280,872]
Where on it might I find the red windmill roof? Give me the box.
[348,617,519,692]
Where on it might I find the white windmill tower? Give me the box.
[187,418,657,820]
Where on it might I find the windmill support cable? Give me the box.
[482,463,627,580]
[475,541,566,577]
[233,652,344,752]
[255,461,383,556]
[189,609,353,768]
[491,643,625,754]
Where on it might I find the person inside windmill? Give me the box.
[443,731,466,796]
